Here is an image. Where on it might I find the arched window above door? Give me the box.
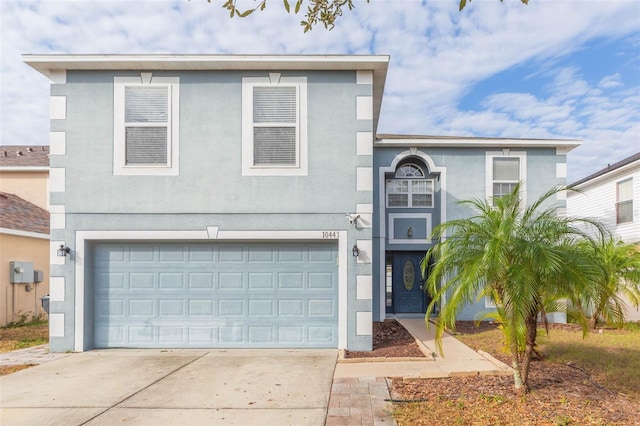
[387,161,434,208]
[395,163,425,178]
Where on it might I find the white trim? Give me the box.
[0,166,49,172]
[356,132,373,156]
[49,168,65,192]
[50,132,66,155]
[50,96,66,120]
[377,150,447,321]
[356,203,373,213]
[113,75,180,176]
[356,96,373,120]
[50,277,65,302]
[49,313,65,337]
[355,239,372,264]
[0,227,49,239]
[388,213,432,244]
[556,190,567,201]
[356,311,373,335]
[47,70,67,84]
[356,167,373,191]
[241,76,308,176]
[377,138,580,150]
[356,70,373,85]
[356,275,372,300]
[50,204,65,229]
[485,151,527,206]
[74,228,349,352]
[556,163,567,179]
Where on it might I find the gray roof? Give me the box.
[570,152,640,187]
[0,192,49,235]
[0,146,49,167]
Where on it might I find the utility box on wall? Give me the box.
[9,261,34,284]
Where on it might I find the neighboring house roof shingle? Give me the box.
[0,192,50,235]
[0,145,49,167]
[570,152,640,187]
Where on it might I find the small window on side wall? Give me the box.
[486,151,527,206]
[114,75,180,176]
[617,178,633,224]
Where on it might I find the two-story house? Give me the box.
[24,55,576,352]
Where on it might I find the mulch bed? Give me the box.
[344,319,425,358]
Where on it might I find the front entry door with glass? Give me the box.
[391,251,429,313]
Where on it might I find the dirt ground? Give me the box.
[377,320,640,425]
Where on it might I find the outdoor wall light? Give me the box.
[352,245,360,258]
[57,244,71,257]
[407,227,413,237]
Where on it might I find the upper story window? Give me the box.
[242,75,307,176]
[113,74,180,176]
[617,178,633,224]
[386,163,434,208]
[486,151,527,205]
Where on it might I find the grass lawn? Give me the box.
[0,320,49,353]
[392,322,640,425]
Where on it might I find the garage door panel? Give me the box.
[93,242,338,348]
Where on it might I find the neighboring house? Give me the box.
[567,152,640,321]
[0,146,50,326]
[23,55,575,352]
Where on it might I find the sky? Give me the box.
[1,0,639,182]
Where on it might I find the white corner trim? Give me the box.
[49,277,65,302]
[356,275,372,300]
[50,96,66,120]
[556,190,567,200]
[356,70,373,85]
[356,96,373,120]
[51,240,66,265]
[388,213,432,244]
[356,239,372,264]
[556,163,567,179]
[356,204,373,214]
[49,168,66,192]
[49,313,65,337]
[50,132,66,155]
[50,204,66,230]
[356,132,373,156]
[356,167,373,191]
[74,228,349,351]
[356,311,373,335]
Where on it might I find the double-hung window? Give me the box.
[486,151,526,205]
[616,178,633,224]
[242,75,307,176]
[386,163,434,208]
[114,75,180,175]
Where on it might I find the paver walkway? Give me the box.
[326,377,395,426]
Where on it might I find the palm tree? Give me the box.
[569,237,640,329]
[422,184,597,393]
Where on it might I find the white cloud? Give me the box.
[1,0,639,182]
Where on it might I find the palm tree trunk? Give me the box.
[521,313,538,391]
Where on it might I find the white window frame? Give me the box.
[486,151,526,206]
[616,178,633,224]
[242,75,308,176]
[114,74,180,176]
[386,178,434,208]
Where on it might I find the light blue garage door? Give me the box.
[93,242,338,348]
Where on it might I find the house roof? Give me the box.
[22,54,390,134]
[376,134,581,150]
[570,152,640,188]
[0,192,49,235]
[0,145,49,168]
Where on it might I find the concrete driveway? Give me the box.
[0,349,337,426]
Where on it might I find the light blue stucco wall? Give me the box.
[372,146,567,321]
[48,69,374,351]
